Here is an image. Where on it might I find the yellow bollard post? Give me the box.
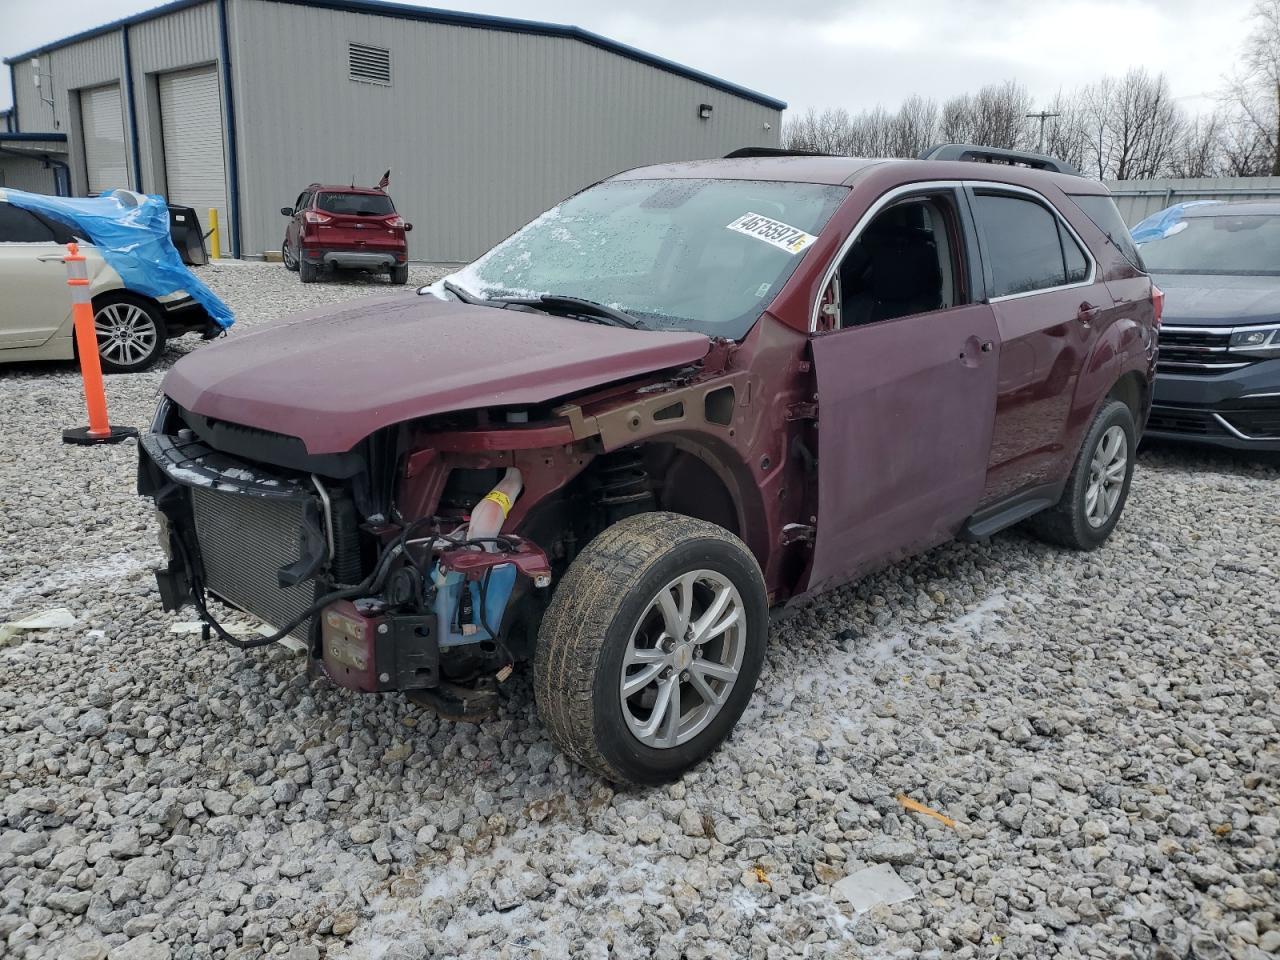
[208,207,220,260]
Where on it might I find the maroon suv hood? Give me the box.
[164,294,710,454]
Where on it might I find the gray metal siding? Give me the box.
[230,0,782,261]
[130,2,221,195]
[1106,177,1280,225]
[0,155,58,193]
[11,34,128,195]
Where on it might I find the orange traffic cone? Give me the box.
[60,242,138,445]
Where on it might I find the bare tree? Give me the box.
[1169,113,1224,178]
[1218,107,1275,174]
[889,95,939,158]
[1039,90,1089,173]
[1078,70,1185,180]
[782,107,855,154]
[847,106,894,157]
[784,99,937,158]
[1239,0,1280,173]
[940,81,1034,150]
[785,70,1240,180]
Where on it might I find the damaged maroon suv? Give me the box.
[138,144,1157,785]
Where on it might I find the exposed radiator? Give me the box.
[190,487,338,641]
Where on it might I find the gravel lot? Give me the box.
[1,261,1278,960]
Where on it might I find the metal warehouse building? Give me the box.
[3,0,785,261]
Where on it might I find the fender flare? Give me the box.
[1061,314,1149,469]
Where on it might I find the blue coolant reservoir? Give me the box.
[433,562,518,648]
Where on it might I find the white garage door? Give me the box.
[159,66,229,255]
[80,83,128,195]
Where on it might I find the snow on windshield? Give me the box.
[441,178,848,339]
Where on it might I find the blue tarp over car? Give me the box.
[1130,200,1221,245]
[2,188,234,330]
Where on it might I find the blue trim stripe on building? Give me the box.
[217,0,243,258]
[6,63,17,132]
[4,0,210,65]
[121,25,144,192]
[0,131,68,142]
[4,0,787,111]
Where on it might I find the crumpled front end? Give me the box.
[137,396,552,713]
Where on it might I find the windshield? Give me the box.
[1137,213,1280,275]
[447,177,848,338]
[316,192,395,216]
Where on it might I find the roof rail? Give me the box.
[919,143,1079,176]
[724,147,831,159]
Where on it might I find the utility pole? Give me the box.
[1026,110,1060,153]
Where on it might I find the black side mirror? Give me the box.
[280,206,293,216]
[404,223,413,232]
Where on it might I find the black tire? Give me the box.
[92,293,167,374]
[1026,398,1136,550]
[534,512,767,785]
[389,263,409,285]
[282,240,299,272]
[299,259,318,284]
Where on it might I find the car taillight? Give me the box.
[386,215,405,228]
[304,211,332,224]
[1151,283,1164,329]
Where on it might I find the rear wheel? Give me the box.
[389,263,409,285]
[1026,398,1136,550]
[534,512,767,785]
[299,259,318,284]
[93,294,166,373]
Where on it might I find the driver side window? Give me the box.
[823,193,968,331]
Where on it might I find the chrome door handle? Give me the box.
[36,254,66,262]
[1077,302,1100,324]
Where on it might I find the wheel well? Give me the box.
[642,444,740,536]
[556,441,745,544]
[1108,371,1146,422]
[91,289,169,333]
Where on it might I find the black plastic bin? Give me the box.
[167,205,208,266]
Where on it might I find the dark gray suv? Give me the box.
[1137,201,1280,451]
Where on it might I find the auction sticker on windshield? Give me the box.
[727,213,818,254]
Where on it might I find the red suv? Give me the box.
[141,145,1156,784]
[280,184,412,284]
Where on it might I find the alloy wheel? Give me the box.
[95,302,158,369]
[619,569,745,749]
[1085,424,1127,528]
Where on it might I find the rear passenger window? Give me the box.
[1070,194,1144,270]
[0,203,56,243]
[1060,223,1089,284]
[973,192,1078,297]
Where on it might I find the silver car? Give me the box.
[0,190,212,372]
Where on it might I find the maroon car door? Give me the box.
[807,189,1000,593]
[966,188,1097,503]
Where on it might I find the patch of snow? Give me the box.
[0,551,149,613]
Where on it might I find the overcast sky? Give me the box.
[0,0,1255,117]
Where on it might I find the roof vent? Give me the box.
[348,42,391,86]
